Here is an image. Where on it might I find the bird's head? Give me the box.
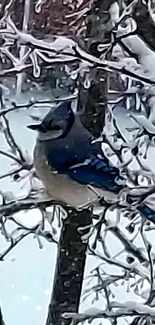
[27,101,74,141]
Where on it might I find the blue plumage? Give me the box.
[67,159,122,193]
[28,101,155,213]
[28,101,124,208]
[42,104,123,193]
[46,147,122,193]
[138,204,155,223]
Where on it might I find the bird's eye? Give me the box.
[51,125,61,131]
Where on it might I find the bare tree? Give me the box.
[0,1,155,325]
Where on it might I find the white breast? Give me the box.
[33,142,117,209]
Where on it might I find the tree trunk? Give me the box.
[79,0,117,137]
[46,1,115,323]
[45,210,92,325]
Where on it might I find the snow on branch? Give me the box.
[1,1,155,324]
[63,301,155,322]
[0,11,154,91]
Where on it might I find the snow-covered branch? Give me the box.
[63,301,155,322]
[1,1,155,324]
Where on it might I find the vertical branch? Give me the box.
[16,0,32,95]
[79,0,117,137]
[45,210,92,325]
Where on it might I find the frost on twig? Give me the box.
[0,190,67,260]
[1,1,155,325]
[63,301,155,322]
[0,4,155,94]
[0,98,68,257]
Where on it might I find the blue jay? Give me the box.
[28,101,124,209]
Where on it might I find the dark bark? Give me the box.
[0,308,5,325]
[127,0,155,52]
[79,0,117,137]
[45,209,92,325]
[6,0,34,31]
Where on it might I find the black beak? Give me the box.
[27,124,41,131]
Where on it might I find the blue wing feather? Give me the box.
[67,156,123,193]
[46,144,123,193]
[138,204,155,223]
[45,126,123,193]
